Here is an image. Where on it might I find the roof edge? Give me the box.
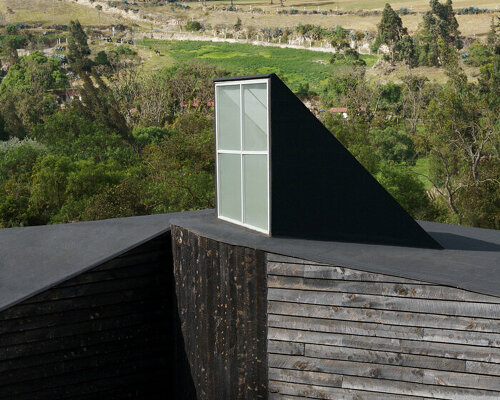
[213,73,276,83]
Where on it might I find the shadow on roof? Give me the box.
[427,232,500,252]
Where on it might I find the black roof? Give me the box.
[0,209,498,313]
[0,211,208,313]
[170,210,500,298]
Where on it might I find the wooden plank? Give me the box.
[343,375,500,400]
[423,368,500,391]
[466,361,500,376]
[0,342,161,387]
[214,240,226,398]
[255,248,269,396]
[268,313,424,340]
[269,394,310,400]
[266,254,328,265]
[226,244,238,400]
[0,357,164,399]
[22,274,167,304]
[267,288,500,319]
[267,275,500,303]
[269,380,426,400]
[305,343,466,372]
[56,261,165,288]
[268,328,500,363]
[0,287,166,321]
[0,299,158,335]
[268,261,428,283]
[0,332,161,374]
[0,309,167,349]
[269,354,500,391]
[268,301,500,334]
[171,226,268,400]
[269,367,342,387]
[267,314,500,347]
[268,340,305,356]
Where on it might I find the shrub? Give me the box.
[186,21,202,32]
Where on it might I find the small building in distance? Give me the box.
[329,106,348,118]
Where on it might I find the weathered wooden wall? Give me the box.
[0,233,195,400]
[267,253,500,399]
[171,226,268,399]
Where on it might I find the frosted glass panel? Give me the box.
[218,154,241,221]
[243,155,268,231]
[243,83,267,151]
[217,85,241,150]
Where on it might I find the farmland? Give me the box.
[136,39,377,91]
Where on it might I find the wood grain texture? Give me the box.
[267,253,500,399]
[172,226,268,400]
[268,301,500,333]
[0,233,196,400]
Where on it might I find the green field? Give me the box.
[412,157,432,189]
[136,39,377,91]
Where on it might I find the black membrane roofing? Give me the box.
[170,210,500,298]
[0,211,199,313]
[0,209,498,313]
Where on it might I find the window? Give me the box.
[215,79,270,234]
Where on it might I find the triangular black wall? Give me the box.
[269,74,442,249]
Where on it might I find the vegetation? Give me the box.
[138,39,376,92]
[0,2,498,230]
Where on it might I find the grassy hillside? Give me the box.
[207,0,499,12]
[143,0,498,37]
[136,39,377,91]
[0,0,119,26]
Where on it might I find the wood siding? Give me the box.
[0,232,195,400]
[171,226,268,399]
[267,253,500,399]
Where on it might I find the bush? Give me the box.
[465,43,493,67]
[94,51,109,66]
[186,21,202,32]
[114,44,137,55]
[5,24,18,35]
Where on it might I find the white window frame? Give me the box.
[215,78,271,235]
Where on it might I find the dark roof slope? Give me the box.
[0,209,498,312]
[0,211,210,312]
[170,210,500,297]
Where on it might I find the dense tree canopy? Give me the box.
[0,13,497,231]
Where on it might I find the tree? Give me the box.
[74,71,130,139]
[32,109,134,164]
[416,74,498,224]
[486,16,499,55]
[376,161,435,220]
[0,51,67,135]
[94,50,110,66]
[1,36,21,65]
[415,0,462,66]
[67,20,91,72]
[400,74,431,134]
[143,110,215,212]
[373,4,407,63]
